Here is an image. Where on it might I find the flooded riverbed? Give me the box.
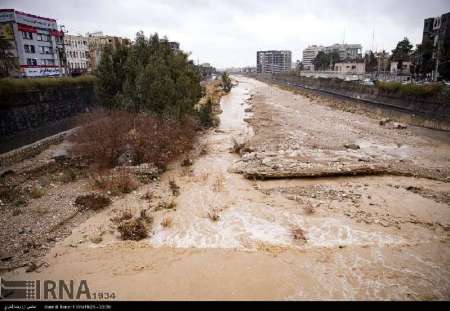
[6,76,450,301]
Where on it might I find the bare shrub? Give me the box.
[71,110,197,170]
[179,166,193,177]
[169,179,180,196]
[89,171,139,196]
[303,204,315,215]
[291,227,307,242]
[111,210,133,224]
[161,216,173,228]
[31,205,49,216]
[231,138,244,154]
[75,194,112,211]
[181,158,193,167]
[30,186,46,199]
[212,175,225,193]
[155,198,177,211]
[117,218,148,241]
[141,191,153,201]
[59,168,78,183]
[115,172,140,194]
[139,209,154,225]
[208,209,220,222]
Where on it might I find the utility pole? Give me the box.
[59,25,68,77]
[434,40,440,81]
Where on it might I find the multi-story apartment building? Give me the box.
[87,32,130,71]
[160,38,180,53]
[0,9,65,77]
[302,45,324,71]
[421,11,450,80]
[257,50,292,74]
[302,44,362,71]
[65,34,90,74]
[323,44,362,61]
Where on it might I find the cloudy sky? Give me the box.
[3,0,449,68]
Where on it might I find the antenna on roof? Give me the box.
[371,28,375,51]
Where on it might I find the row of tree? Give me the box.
[310,37,450,80]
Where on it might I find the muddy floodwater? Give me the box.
[4,76,450,301]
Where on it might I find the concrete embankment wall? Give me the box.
[0,85,95,139]
[0,129,73,169]
[252,74,450,131]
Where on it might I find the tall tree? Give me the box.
[328,51,341,70]
[364,51,378,73]
[95,44,129,109]
[438,40,450,80]
[96,31,202,118]
[419,40,435,76]
[0,38,18,78]
[313,51,330,71]
[392,37,413,71]
[313,51,341,71]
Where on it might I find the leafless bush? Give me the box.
[291,227,307,242]
[140,191,153,201]
[139,209,154,225]
[231,138,244,154]
[303,204,315,215]
[110,210,133,224]
[161,216,173,228]
[89,171,139,196]
[71,110,197,170]
[30,186,46,199]
[117,218,148,241]
[212,175,225,193]
[155,198,177,211]
[111,209,152,241]
[59,168,78,183]
[31,205,49,216]
[181,158,193,167]
[169,179,180,196]
[208,209,220,222]
[75,193,112,211]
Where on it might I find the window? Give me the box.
[40,59,55,66]
[37,34,50,42]
[21,31,33,40]
[39,46,54,54]
[24,45,35,53]
[26,58,37,66]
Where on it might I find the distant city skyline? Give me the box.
[2,0,449,68]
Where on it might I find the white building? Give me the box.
[334,62,366,74]
[390,61,413,75]
[302,44,363,72]
[64,34,90,73]
[302,45,324,71]
[0,9,64,77]
[257,50,292,74]
[324,44,362,61]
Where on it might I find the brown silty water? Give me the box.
[5,76,450,301]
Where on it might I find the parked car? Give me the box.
[361,78,375,86]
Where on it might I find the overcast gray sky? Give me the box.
[3,0,449,68]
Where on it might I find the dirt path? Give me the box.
[4,77,450,301]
